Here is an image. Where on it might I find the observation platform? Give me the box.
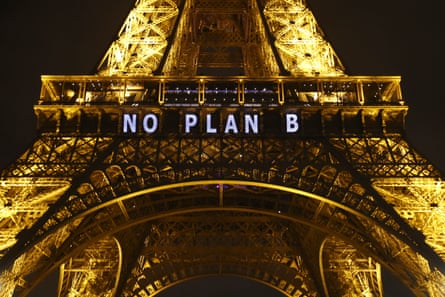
[39,75,404,107]
[35,75,407,137]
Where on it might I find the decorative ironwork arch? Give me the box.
[1,134,444,296]
[0,0,443,296]
[3,175,442,297]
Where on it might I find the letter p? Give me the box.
[185,114,198,133]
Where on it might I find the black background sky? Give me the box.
[0,0,435,296]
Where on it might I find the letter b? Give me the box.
[286,113,299,133]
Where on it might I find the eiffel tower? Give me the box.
[0,0,442,296]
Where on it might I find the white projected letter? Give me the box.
[185,113,198,133]
[206,114,217,133]
[286,113,299,133]
[143,113,158,133]
[123,114,137,133]
[224,114,239,134]
[244,114,259,134]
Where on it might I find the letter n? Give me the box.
[123,114,137,133]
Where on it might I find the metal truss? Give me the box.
[1,89,443,297]
[0,0,444,296]
[96,0,344,76]
[57,236,121,297]
[97,0,182,75]
[1,130,444,296]
[328,137,440,178]
[262,0,344,76]
[373,180,445,259]
[321,237,383,297]
[119,214,319,296]
[1,136,114,178]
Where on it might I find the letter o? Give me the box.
[143,113,158,133]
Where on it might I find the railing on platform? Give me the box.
[39,76,403,107]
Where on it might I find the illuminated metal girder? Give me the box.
[262,0,345,76]
[96,0,344,76]
[1,74,444,297]
[2,134,444,296]
[119,214,319,296]
[0,179,70,254]
[373,179,445,259]
[322,237,383,297]
[97,0,181,75]
[57,236,121,297]
[0,0,443,297]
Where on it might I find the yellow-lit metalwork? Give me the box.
[97,0,343,76]
[37,75,403,106]
[97,0,181,75]
[0,0,443,297]
[263,0,345,76]
[57,236,122,297]
[320,237,383,297]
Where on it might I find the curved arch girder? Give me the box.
[5,184,444,297]
[14,137,428,260]
[2,136,444,296]
[119,214,320,297]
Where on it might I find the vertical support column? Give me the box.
[320,236,384,297]
[238,79,245,105]
[357,80,365,105]
[199,78,205,105]
[278,79,285,105]
[158,79,166,105]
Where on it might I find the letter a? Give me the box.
[224,114,239,134]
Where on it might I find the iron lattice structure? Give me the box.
[0,0,443,297]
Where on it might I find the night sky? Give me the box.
[0,0,434,296]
